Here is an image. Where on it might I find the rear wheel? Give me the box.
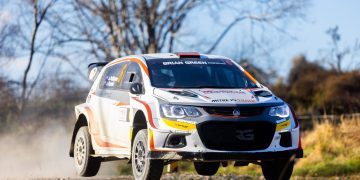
[132,129,164,180]
[261,159,294,180]
[194,162,220,176]
[74,127,101,177]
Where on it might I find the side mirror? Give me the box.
[130,83,144,95]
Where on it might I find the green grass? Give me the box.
[294,118,360,177]
[294,158,360,177]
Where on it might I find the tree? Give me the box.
[46,0,309,63]
[273,55,332,114]
[0,0,310,113]
[48,0,201,61]
[0,75,18,129]
[19,0,56,111]
[205,0,309,54]
[321,26,360,72]
[315,71,360,114]
[272,54,360,115]
[0,1,20,61]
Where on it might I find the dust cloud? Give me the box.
[0,121,76,178]
[0,121,121,178]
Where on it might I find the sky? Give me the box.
[2,0,360,82]
[183,0,360,77]
[273,0,360,74]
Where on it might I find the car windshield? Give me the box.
[147,58,259,89]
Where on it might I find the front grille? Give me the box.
[203,106,265,117]
[197,121,275,151]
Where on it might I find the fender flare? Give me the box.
[69,107,91,157]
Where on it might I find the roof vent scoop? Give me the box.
[175,52,200,58]
[168,90,198,98]
[253,90,272,97]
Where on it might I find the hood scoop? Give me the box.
[253,90,272,97]
[167,90,198,98]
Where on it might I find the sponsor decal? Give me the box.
[162,61,208,65]
[104,75,118,87]
[211,98,256,103]
[184,61,207,65]
[162,118,196,131]
[207,61,226,65]
[163,61,183,65]
[199,89,246,94]
[276,119,291,131]
[177,119,196,125]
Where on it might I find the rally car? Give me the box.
[69,52,303,180]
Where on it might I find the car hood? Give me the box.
[153,88,283,107]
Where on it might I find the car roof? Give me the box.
[106,53,232,68]
[141,53,230,60]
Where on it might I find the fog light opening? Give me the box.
[165,134,187,148]
[279,131,292,147]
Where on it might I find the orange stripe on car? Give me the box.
[116,102,129,106]
[84,107,126,148]
[108,57,149,77]
[132,97,157,129]
[243,70,257,84]
[117,63,128,84]
[148,128,155,150]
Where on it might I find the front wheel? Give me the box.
[194,162,220,176]
[132,129,164,180]
[261,159,294,180]
[74,127,101,177]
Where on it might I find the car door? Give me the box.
[97,61,143,150]
[96,62,128,147]
[112,62,144,147]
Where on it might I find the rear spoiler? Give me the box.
[88,62,108,81]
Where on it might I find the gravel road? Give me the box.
[17,175,360,180]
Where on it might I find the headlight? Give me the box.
[269,105,290,118]
[161,105,202,119]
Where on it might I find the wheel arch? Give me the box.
[69,114,89,157]
[131,110,148,150]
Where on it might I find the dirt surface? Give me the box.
[9,175,360,180]
[16,174,255,180]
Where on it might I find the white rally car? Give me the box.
[69,52,302,180]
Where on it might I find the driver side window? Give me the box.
[120,62,143,90]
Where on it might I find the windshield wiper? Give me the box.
[175,85,240,89]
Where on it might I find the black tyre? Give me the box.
[261,159,294,180]
[74,127,101,177]
[132,129,164,180]
[194,162,220,176]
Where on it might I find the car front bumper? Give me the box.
[148,149,303,161]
